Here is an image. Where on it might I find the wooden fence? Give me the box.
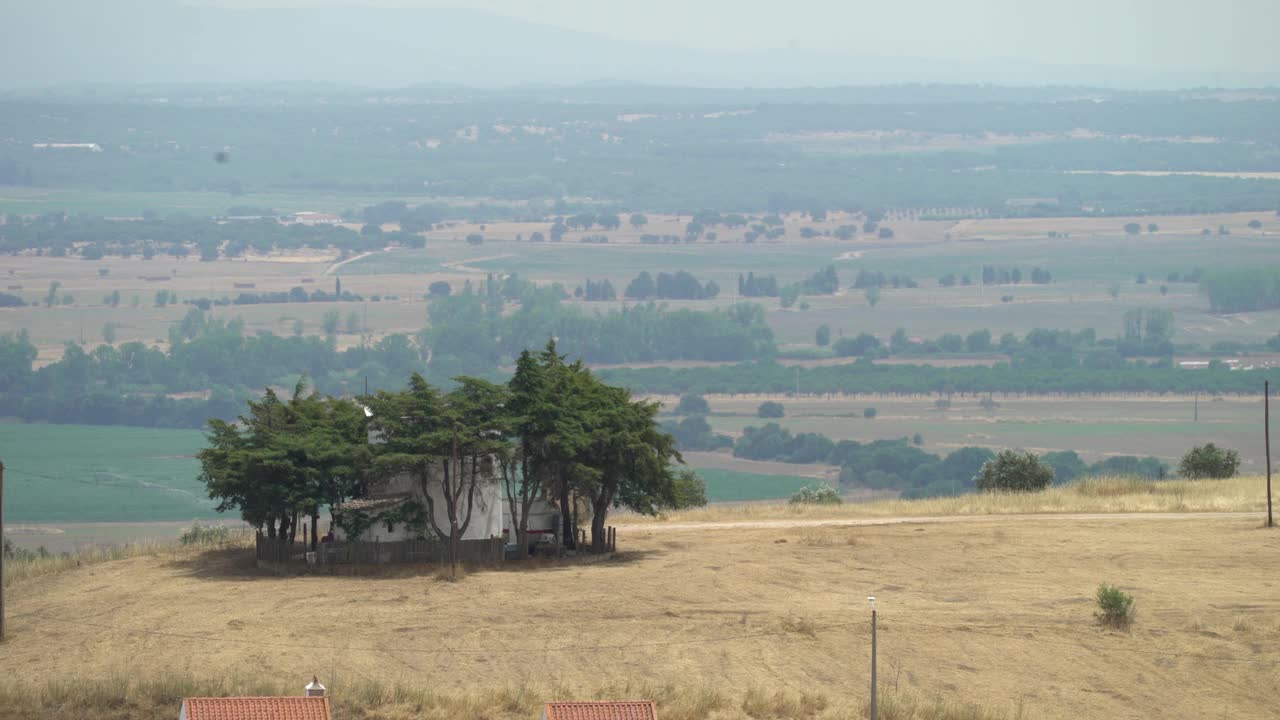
[255,527,617,567]
[255,535,506,567]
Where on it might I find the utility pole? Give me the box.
[870,594,880,717]
[1,458,6,642]
[1266,381,1273,529]
[795,366,800,397]
[1194,392,1199,423]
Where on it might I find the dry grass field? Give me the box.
[3,480,1278,720]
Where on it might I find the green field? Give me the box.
[0,423,215,523]
[0,422,813,525]
[690,467,813,502]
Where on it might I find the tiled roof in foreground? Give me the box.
[544,700,658,720]
[182,696,331,720]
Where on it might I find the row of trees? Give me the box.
[977,442,1239,493]
[0,214,409,260]
[423,289,775,377]
[200,343,688,572]
[598,357,1280,397]
[1201,267,1280,313]
[739,272,780,297]
[624,271,720,300]
[981,266,1054,285]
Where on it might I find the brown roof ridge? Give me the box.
[183,696,331,720]
[544,699,657,720]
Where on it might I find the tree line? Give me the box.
[0,213,415,261]
[598,358,1280,397]
[623,270,720,301]
[422,287,775,378]
[1200,267,1280,313]
[730,423,1170,498]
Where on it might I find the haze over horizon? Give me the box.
[3,0,1279,90]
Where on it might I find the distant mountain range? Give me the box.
[4,1,1278,90]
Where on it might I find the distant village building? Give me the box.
[543,701,658,720]
[291,211,343,225]
[32,143,103,152]
[179,677,330,720]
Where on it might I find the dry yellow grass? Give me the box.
[2,530,252,588]
[0,673,1022,720]
[2,502,1278,719]
[618,476,1269,526]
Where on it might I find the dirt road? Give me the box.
[625,510,1267,533]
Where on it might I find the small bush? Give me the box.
[789,485,843,505]
[179,522,231,546]
[757,401,785,418]
[975,450,1054,492]
[669,469,708,509]
[1095,583,1135,629]
[1178,443,1240,479]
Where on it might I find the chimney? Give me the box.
[305,676,326,697]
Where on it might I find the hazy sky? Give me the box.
[202,0,1279,72]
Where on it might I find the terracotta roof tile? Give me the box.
[182,696,331,720]
[544,701,657,720]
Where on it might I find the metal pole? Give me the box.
[1,458,6,642]
[870,602,880,712]
[1266,381,1272,529]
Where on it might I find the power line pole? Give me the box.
[1,458,6,642]
[1266,381,1273,529]
[868,596,877,720]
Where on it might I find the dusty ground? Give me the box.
[3,513,1279,719]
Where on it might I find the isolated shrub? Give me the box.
[675,393,711,415]
[669,469,708,509]
[789,485,843,505]
[1178,443,1240,479]
[757,401,785,418]
[815,324,831,346]
[863,407,877,419]
[179,521,231,546]
[975,450,1053,492]
[1095,583,1135,629]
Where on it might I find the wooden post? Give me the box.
[1,458,5,642]
[1266,380,1273,529]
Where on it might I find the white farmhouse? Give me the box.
[332,459,504,543]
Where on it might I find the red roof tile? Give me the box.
[544,701,657,720]
[182,697,331,720]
